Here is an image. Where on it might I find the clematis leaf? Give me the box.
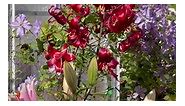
[87,56,98,86]
[63,61,77,94]
[144,89,156,101]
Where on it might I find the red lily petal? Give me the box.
[81,7,90,16]
[68,4,83,13]
[128,30,142,44]
[118,39,131,52]
[69,16,81,29]
[98,48,113,62]
[73,40,81,47]
[107,58,119,69]
[63,53,76,62]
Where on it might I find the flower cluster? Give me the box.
[97,48,119,79]
[67,17,90,48]
[10,14,41,37]
[135,4,176,81]
[48,5,90,48]
[95,4,135,33]
[44,44,76,74]
[135,4,176,57]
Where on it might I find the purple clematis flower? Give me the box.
[17,75,38,101]
[133,86,147,99]
[10,14,32,37]
[32,20,41,37]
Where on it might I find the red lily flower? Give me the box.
[45,44,76,74]
[119,30,142,52]
[68,4,90,17]
[48,5,67,25]
[68,16,81,29]
[67,26,90,48]
[104,5,135,33]
[97,48,119,80]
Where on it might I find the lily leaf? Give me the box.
[87,56,98,86]
[63,61,77,94]
[36,38,44,54]
[144,89,156,101]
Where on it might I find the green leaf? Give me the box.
[53,33,63,41]
[87,56,98,86]
[36,38,44,54]
[164,94,176,101]
[63,61,77,94]
[42,65,48,70]
[169,4,176,10]
[84,13,99,24]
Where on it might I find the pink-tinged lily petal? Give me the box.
[68,33,77,40]
[19,83,30,101]
[47,45,59,58]
[81,7,90,16]
[26,78,37,101]
[53,52,62,60]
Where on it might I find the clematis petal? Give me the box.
[16,14,26,23]
[9,21,20,29]
[32,20,41,36]
[22,20,32,30]
[16,27,25,37]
